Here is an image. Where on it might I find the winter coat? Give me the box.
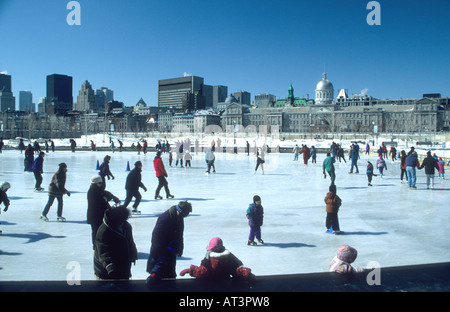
[324,192,341,213]
[329,256,364,274]
[405,153,420,168]
[147,207,185,273]
[153,156,167,177]
[31,156,44,173]
[181,248,252,280]
[125,168,144,192]
[99,161,113,180]
[419,155,439,175]
[438,160,445,174]
[86,185,118,226]
[366,163,374,175]
[376,158,387,169]
[246,203,264,227]
[323,156,335,173]
[0,189,10,209]
[48,171,68,197]
[94,213,137,280]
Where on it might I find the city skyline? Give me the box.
[1,0,449,108]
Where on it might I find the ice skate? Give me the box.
[257,239,264,245]
[34,187,45,192]
[131,208,141,215]
[57,216,66,222]
[40,215,49,222]
[166,194,174,199]
[154,195,163,200]
[247,240,257,246]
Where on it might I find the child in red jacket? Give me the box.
[180,237,253,280]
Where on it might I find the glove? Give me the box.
[236,267,252,280]
[143,186,147,192]
[66,191,71,197]
[3,206,8,212]
[180,268,191,276]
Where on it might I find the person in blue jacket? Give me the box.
[31,152,45,191]
[247,195,264,246]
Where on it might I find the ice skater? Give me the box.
[419,151,439,189]
[348,144,359,174]
[246,195,264,245]
[376,155,387,177]
[405,151,420,189]
[146,201,192,285]
[437,157,445,179]
[324,184,342,234]
[179,237,253,280]
[0,181,11,234]
[323,152,336,185]
[31,151,45,191]
[41,163,71,222]
[87,175,121,249]
[123,161,147,214]
[98,155,115,189]
[94,206,138,280]
[400,150,408,183]
[254,148,265,174]
[329,244,364,274]
[153,151,174,199]
[205,148,216,174]
[366,161,377,186]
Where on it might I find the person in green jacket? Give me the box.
[323,152,336,185]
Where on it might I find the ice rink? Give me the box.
[0,145,449,282]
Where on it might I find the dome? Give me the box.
[316,73,334,91]
[225,94,238,104]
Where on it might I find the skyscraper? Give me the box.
[158,76,205,111]
[0,73,16,112]
[75,80,96,112]
[19,91,33,112]
[46,74,73,114]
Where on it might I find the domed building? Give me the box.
[315,73,334,105]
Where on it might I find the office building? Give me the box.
[0,73,16,112]
[46,74,73,114]
[19,91,33,112]
[158,76,205,111]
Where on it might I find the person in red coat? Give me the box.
[153,151,174,199]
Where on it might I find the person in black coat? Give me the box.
[123,161,147,213]
[94,206,138,280]
[419,151,440,189]
[98,155,115,190]
[146,201,192,285]
[87,175,121,249]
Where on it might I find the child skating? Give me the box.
[324,184,342,234]
[246,195,264,245]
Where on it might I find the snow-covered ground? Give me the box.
[0,139,449,282]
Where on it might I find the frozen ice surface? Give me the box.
[0,147,449,281]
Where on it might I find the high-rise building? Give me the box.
[158,76,205,111]
[46,74,73,114]
[233,91,251,105]
[213,85,228,109]
[0,73,16,112]
[75,80,97,112]
[19,91,33,112]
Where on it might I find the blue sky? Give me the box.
[1,0,449,107]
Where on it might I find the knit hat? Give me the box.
[175,201,192,217]
[253,195,261,203]
[207,237,223,251]
[0,181,11,191]
[336,244,358,263]
[59,162,67,169]
[90,175,103,184]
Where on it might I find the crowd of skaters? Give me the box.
[1,135,448,283]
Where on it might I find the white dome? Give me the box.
[316,73,334,91]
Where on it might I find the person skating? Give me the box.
[146,201,192,285]
[437,157,445,179]
[31,151,45,191]
[246,195,264,245]
[205,148,216,174]
[24,144,34,171]
[376,155,387,178]
[366,161,377,186]
[179,237,253,280]
[254,148,264,174]
[153,151,174,199]
[87,175,121,250]
[0,181,11,234]
[98,155,115,190]
[94,206,138,280]
[419,151,439,189]
[324,184,342,234]
[41,163,71,222]
[123,161,147,214]
[405,151,420,189]
[400,150,408,183]
[323,153,336,185]
[348,144,359,173]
